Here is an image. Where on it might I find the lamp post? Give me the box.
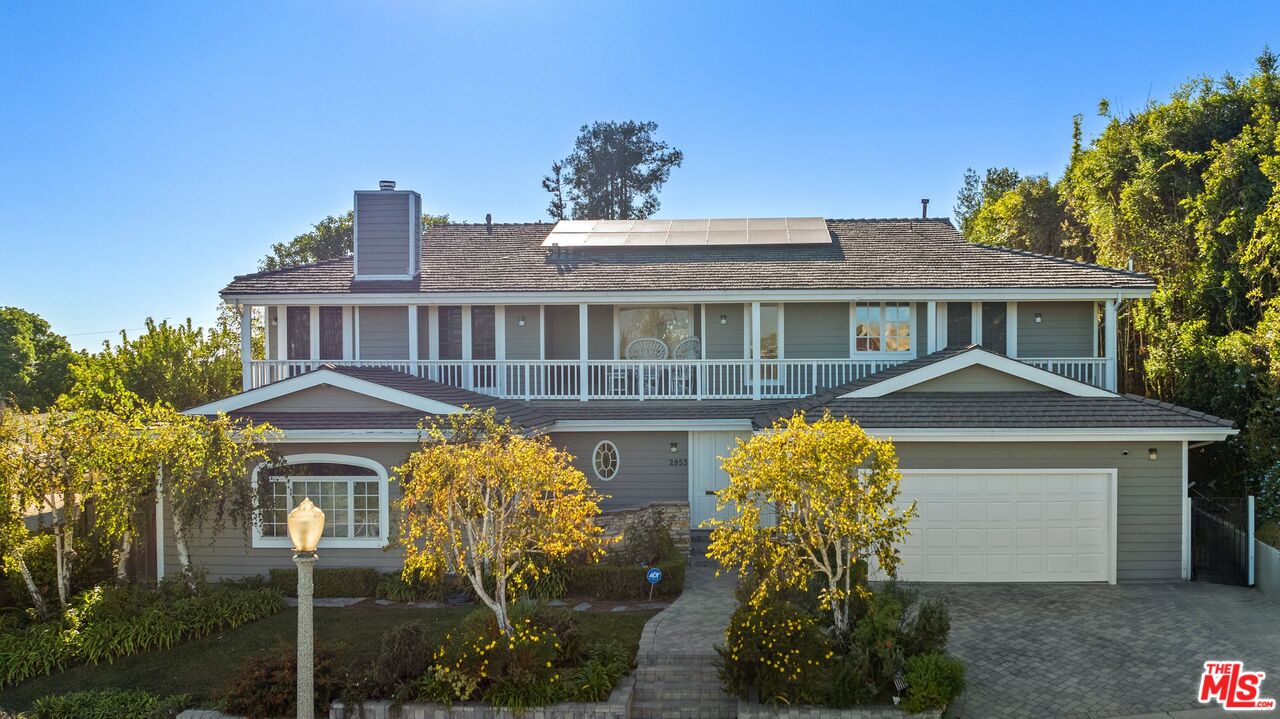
[287,498,325,719]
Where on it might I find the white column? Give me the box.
[848,302,857,357]
[1006,302,1018,357]
[240,304,252,389]
[407,305,419,364]
[494,305,507,360]
[538,305,546,360]
[1104,299,1118,391]
[925,301,937,354]
[461,305,473,361]
[1249,495,1257,586]
[308,306,320,363]
[341,306,353,360]
[578,303,589,401]
[750,301,762,401]
[428,306,440,361]
[971,301,982,348]
[936,303,948,349]
[352,307,361,361]
[276,306,288,361]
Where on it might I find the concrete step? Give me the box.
[629,698,737,719]
[634,667,721,684]
[633,684,733,702]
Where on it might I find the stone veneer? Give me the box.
[327,677,632,719]
[595,501,691,556]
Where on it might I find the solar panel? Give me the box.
[542,217,830,247]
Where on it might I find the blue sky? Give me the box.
[2,2,1277,350]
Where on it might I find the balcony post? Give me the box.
[462,305,473,390]
[971,301,982,348]
[494,305,506,395]
[408,305,419,374]
[309,306,320,367]
[1006,302,1018,357]
[751,301,762,401]
[341,306,353,360]
[1104,298,1118,391]
[926,301,937,354]
[240,304,252,390]
[578,304,589,401]
[276,305,288,366]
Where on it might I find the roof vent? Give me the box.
[379,180,396,191]
[486,213,493,234]
[920,198,930,219]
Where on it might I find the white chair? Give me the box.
[670,337,701,395]
[672,337,701,360]
[622,338,669,397]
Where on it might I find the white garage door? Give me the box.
[893,469,1115,583]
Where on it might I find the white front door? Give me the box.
[891,469,1116,583]
[688,431,750,528]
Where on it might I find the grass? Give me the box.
[1259,521,1280,549]
[0,604,657,712]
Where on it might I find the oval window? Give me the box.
[592,441,620,481]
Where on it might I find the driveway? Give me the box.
[933,582,1280,718]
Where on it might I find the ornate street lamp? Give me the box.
[287,498,324,719]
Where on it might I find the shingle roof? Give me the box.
[221,219,1155,296]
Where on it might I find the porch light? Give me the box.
[287,498,326,554]
[1148,448,1158,461]
[719,315,728,325]
[670,442,679,454]
[1034,313,1042,323]
[518,316,526,327]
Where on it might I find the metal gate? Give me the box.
[1190,496,1253,586]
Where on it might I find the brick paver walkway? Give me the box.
[934,582,1280,718]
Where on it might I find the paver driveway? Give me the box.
[932,582,1280,718]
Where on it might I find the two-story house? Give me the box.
[178,180,1235,585]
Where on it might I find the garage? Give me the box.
[892,469,1116,583]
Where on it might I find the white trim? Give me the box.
[251,453,390,549]
[309,306,320,360]
[538,305,546,360]
[970,301,982,348]
[553,419,755,432]
[700,304,708,355]
[276,305,288,360]
[341,306,354,360]
[1006,302,1018,357]
[578,303,589,402]
[590,440,620,481]
[936,302,948,348]
[842,347,1116,398]
[240,304,252,389]
[612,305,621,359]
[925,301,937,354]
[1249,495,1257,586]
[352,274,416,281]
[224,287,1157,306]
[428,306,440,360]
[182,368,465,416]
[872,427,1236,442]
[155,467,165,582]
[461,305,473,361]
[1091,302,1100,358]
[352,190,360,276]
[494,305,506,361]
[1181,440,1190,580]
[750,301,762,400]
[408,305,419,363]
[353,306,361,361]
[1104,298,1118,391]
[848,302,857,357]
[900,468,1118,585]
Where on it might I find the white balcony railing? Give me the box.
[247,355,1113,399]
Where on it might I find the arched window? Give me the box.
[592,441,620,481]
[253,453,389,548]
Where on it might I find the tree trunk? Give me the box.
[53,524,74,611]
[116,531,132,584]
[14,550,49,621]
[171,512,198,593]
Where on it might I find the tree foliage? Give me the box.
[0,307,77,411]
[259,210,449,271]
[957,49,1280,507]
[394,409,608,635]
[706,411,914,634]
[543,121,684,220]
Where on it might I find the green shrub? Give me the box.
[369,621,439,698]
[905,597,951,656]
[28,689,189,719]
[564,557,684,600]
[268,566,380,598]
[2,535,56,613]
[716,595,829,705]
[219,644,344,718]
[901,652,965,713]
[563,642,631,702]
[521,561,569,600]
[375,572,446,603]
[0,586,283,689]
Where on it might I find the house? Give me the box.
[176,180,1235,585]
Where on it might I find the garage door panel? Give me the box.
[891,470,1113,583]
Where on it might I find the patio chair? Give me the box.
[669,337,702,396]
[622,338,669,396]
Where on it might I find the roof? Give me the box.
[221,219,1156,296]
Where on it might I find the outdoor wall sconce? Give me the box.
[1148,448,1158,461]
[1034,313,1043,323]
[517,316,526,327]
[719,315,728,325]
[670,442,679,453]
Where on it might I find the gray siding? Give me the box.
[246,386,410,412]
[544,305,580,360]
[161,442,414,581]
[784,303,848,359]
[355,191,417,277]
[704,303,744,359]
[551,432,688,510]
[894,441,1184,581]
[505,305,541,360]
[1018,302,1095,358]
[901,365,1050,393]
[915,303,929,358]
[358,306,409,359]
[588,305,614,359]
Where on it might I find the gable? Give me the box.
[183,368,467,417]
[899,365,1056,393]
[238,385,414,413]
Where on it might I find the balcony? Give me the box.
[246,356,1111,400]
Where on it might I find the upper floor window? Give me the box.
[855,302,911,353]
[618,306,693,358]
[255,455,389,548]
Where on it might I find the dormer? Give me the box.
[354,180,420,280]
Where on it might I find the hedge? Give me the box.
[28,689,189,719]
[268,566,381,598]
[564,556,685,600]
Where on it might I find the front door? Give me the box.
[689,431,750,528]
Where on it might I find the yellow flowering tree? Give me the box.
[395,409,608,636]
[707,411,915,634]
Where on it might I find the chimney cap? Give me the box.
[379,180,397,191]
[920,198,930,219]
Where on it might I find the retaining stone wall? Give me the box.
[596,501,690,556]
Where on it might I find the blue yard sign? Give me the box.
[646,567,663,584]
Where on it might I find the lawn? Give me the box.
[0,604,657,712]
